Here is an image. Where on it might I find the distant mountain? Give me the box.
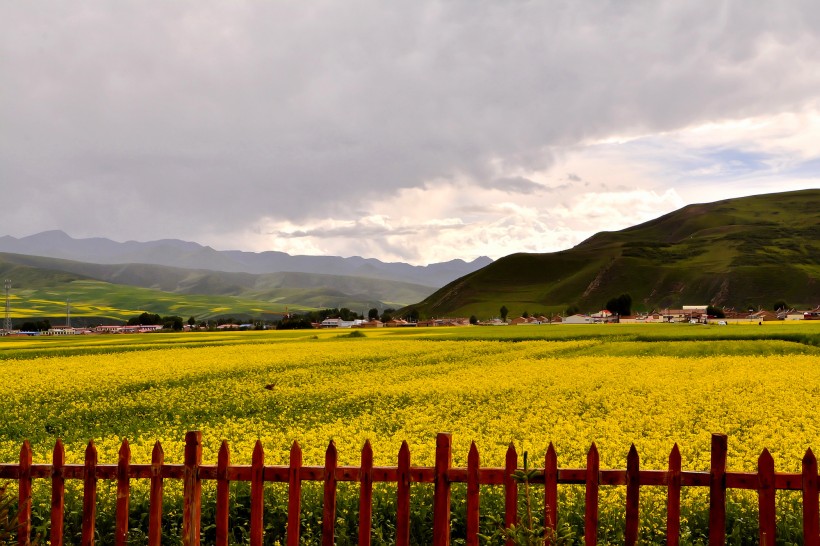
[407,189,820,319]
[0,231,492,287]
[0,252,434,312]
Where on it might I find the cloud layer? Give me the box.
[2,1,819,263]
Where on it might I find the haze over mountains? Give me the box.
[0,231,492,287]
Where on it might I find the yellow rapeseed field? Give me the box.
[0,324,818,543]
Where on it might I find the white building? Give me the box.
[563,314,594,324]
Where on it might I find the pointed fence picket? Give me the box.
[1,431,819,545]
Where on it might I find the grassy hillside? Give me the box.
[0,253,433,323]
[408,189,820,319]
[2,278,307,324]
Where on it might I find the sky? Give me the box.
[2,2,819,265]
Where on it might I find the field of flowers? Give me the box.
[1,323,819,544]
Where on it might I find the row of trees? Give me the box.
[127,312,185,331]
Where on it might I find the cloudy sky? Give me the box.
[2,2,819,265]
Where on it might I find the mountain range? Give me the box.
[0,233,491,321]
[0,231,492,287]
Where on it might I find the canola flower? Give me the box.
[0,325,818,544]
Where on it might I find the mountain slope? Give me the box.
[408,189,820,318]
[0,253,433,312]
[0,231,492,287]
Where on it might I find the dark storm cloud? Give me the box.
[2,1,820,245]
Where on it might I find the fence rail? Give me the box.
[0,431,818,546]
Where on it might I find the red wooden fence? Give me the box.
[0,431,818,545]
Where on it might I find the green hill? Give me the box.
[408,189,820,319]
[0,254,434,324]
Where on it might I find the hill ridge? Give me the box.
[0,231,492,287]
[407,189,820,319]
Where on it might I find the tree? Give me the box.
[565,305,580,316]
[368,308,379,321]
[162,315,184,331]
[605,294,632,316]
[772,300,788,312]
[522,311,529,319]
[188,316,196,327]
[469,315,478,325]
[339,308,356,321]
[406,308,419,322]
[276,316,314,330]
[706,305,725,319]
[500,305,509,322]
[20,319,51,332]
[128,312,162,326]
[380,308,396,322]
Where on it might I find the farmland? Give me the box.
[1,323,819,544]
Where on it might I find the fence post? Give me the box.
[81,441,98,546]
[667,444,681,546]
[359,440,374,546]
[396,441,411,546]
[17,441,32,546]
[322,441,338,546]
[466,442,480,546]
[50,439,65,546]
[758,449,775,545]
[544,443,558,539]
[433,432,452,546]
[183,431,202,546]
[625,444,640,546]
[250,440,265,546]
[148,441,164,546]
[116,439,131,546]
[287,441,302,546]
[504,442,518,545]
[709,433,728,546]
[803,448,819,546]
[584,443,599,546]
[216,441,230,546]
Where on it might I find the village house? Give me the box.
[417,317,469,327]
[563,314,594,324]
[658,309,706,323]
[385,318,414,327]
[478,318,508,326]
[441,317,470,326]
[590,310,617,323]
[617,315,639,324]
[510,316,541,325]
[46,326,76,335]
[319,318,342,328]
[358,320,383,328]
[747,310,778,322]
[94,325,123,334]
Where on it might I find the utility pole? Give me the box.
[3,280,11,332]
